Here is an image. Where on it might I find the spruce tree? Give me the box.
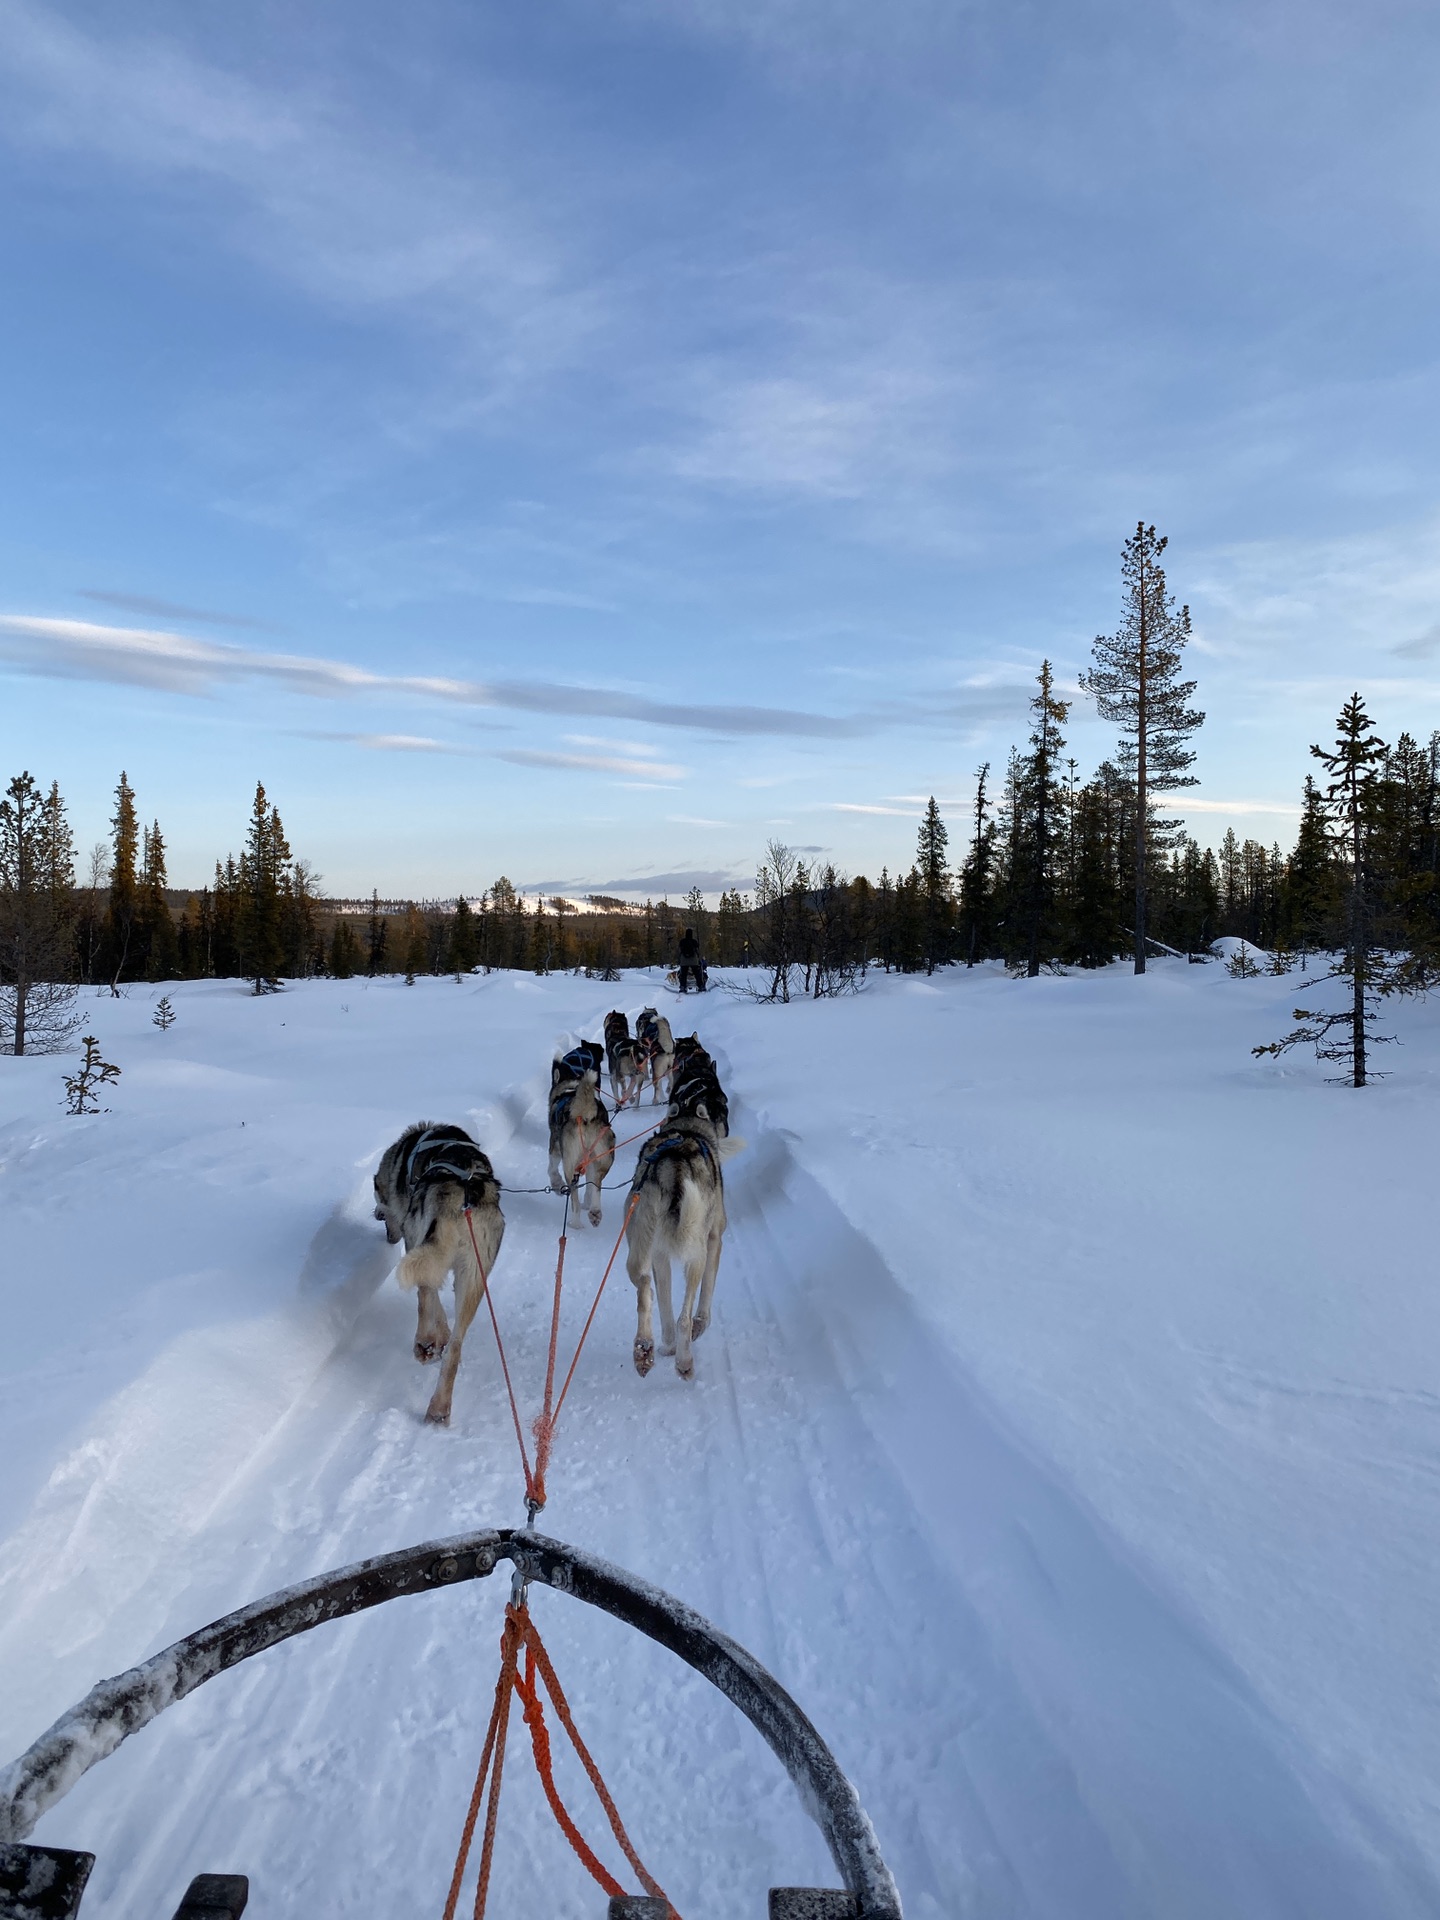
[915,798,952,974]
[1016,661,1071,978]
[236,783,290,992]
[329,916,360,979]
[958,764,995,966]
[105,771,140,988]
[139,821,179,981]
[366,890,388,975]
[449,898,478,975]
[1082,525,1204,973]
[1256,695,1391,1086]
[0,773,79,1054]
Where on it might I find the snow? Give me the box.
[2,961,1439,1916]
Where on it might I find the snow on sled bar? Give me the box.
[0,1529,901,1920]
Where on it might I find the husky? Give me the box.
[635,1006,674,1104]
[603,1010,645,1108]
[625,1076,734,1380]
[669,1034,729,1137]
[373,1123,505,1426]
[548,1042,616,1225]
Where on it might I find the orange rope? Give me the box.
[466,1209,538,1506]
[551,1192,640,1426]
[446,1603,678,1920]
[442,1606,524,1920]
[521,1612,674,1909]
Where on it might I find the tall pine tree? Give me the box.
[1082,525,1204,973]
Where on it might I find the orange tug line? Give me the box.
[453,1109,678,1919]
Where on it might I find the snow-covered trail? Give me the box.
[1,972,1438,1917]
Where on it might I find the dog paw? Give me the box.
[549,1175,566,1195]
[690,1314,708,1341]
[424,1403,451,1426]
[633,1339,654,1376]
[587,1207,603,1227]
[414,1337,447,1364]
[675,1354,694,1381]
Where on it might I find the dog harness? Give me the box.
[402,1126,497,1210]
[631,1129,715,1192]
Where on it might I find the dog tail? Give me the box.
[396,1183,503,1295]
[718,1135,747,1161]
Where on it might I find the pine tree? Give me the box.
[63,1034,120,1113]
[236,783,291,992]
[366,890,388,975]
[401,903,428,982]
[329,916,360,978]
[152,995,177,1031]
[105,771,140,989]
[915,798,952,974]
[1082,525,1204,973]
[449,898,478,975]
[1015,662,1071,977]
[529,893,551,975]
[874,868,895,972]
[1061,762,1130,965]
[139,820,179,981]
[0,773,79,1054]
[1256,695,1391,1086]
[958,764,995,965]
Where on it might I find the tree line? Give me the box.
[7,525,1440,1053]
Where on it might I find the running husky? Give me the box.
[635,1006,674,1104]
[548,1042,616,1225]
[603,1010,644,1108]
[669,1034,730,1137]
[625,1077,734,1380]
[373,1122,505,1426]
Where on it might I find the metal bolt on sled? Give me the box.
[0,1531,902,1919]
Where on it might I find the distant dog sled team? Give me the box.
[372,990,737,1423]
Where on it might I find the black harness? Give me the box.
[632,1129,715,1191]
[402,1126,496,1209]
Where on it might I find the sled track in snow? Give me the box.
[0,1051,1435,1919]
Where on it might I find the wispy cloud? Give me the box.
[0,613,866,739]
[1393,622,1440,661]
[497,748,686,779]
[0,0,584,392]
[666,814,728,827]
[824,801,920,816]
[79,588,270,630]
[1163,796,1302,816]
[301,731,469,754]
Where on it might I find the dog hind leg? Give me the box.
[625,1231,656,1376]
[673,1247,707,1379]
[690,1224,724,1343]
[424,1224,489,1426]
[414,1285,450,1363]
[653,1249,676,1355]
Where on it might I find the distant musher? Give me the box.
[677,926,707,993]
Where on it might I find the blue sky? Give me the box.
[2,0,1439,897]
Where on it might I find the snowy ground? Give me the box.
[3,959,1440,1918]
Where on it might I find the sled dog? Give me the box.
[603,1010,645,1107]
[668,1035,730,1138]
[548,1043,616,1225]
[625,1076,733,1380]
[635,1006,674,1104]
[373,1122,505,1426]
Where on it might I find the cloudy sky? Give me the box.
[2,0,1439,896]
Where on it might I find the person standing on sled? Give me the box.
[677,926,707,993]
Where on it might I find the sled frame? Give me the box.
[0,1528,901,1920]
